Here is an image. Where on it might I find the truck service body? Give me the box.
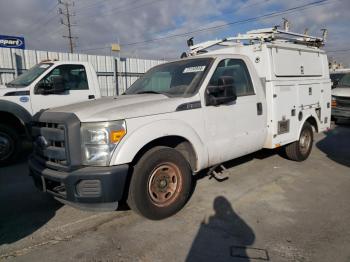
[29,28,331,220]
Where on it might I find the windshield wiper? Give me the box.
[136,91,164,95]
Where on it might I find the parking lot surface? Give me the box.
[1,122,350,262]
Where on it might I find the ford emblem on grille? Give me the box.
[36,136,49,149]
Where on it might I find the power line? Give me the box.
[75,0,139,15]
[77,0,331,53]
[121,0,330,47]
[59,0,78,53]
[76,0,110,11]
[327,49,350,53]
[25,3,59,34]
[75,0,166,23]
[150,0,289,41]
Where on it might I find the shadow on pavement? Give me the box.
[0,148,62,245]
[316,122,350,168]
[186,196,268,262]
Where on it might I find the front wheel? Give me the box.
[127,146,192,220]
[284,122,313,161]
[0,124,21,166]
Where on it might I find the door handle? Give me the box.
[257,102,263,115]
[88,95,95,99]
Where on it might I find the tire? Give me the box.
[127,146,192,220]
[284,122,313,162]
[0,124,21,166]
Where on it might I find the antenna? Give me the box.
[282,18,290,32]
[321,29,328,42]
[187,37,194,47]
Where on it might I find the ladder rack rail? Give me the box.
[189,27,326,56]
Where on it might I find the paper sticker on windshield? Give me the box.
[183,66,206,73]
[40,64,50,68]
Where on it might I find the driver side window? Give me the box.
[38,64,88,92]
[209,59,255,96]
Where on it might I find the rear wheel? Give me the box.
[127,146,192,220]
[0,124,21,166]
[285,122,313,161]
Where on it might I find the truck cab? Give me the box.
[29,27,331,220]
[0,60,101,165]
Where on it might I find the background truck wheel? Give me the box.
[127,146,192,220]
[0,124,21,166]
[285,122,313,162]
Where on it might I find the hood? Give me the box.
[332,87,350,98]
[0,85,29,96]
[0,85,8,95]
[48,94,195,122]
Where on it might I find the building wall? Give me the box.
[0,48,165,96]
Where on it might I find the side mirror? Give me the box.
[207,76,237,106]
[332,79,339,89]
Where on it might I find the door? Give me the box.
[31,64,94,114]
[204,58,266,166]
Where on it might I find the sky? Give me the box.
[0,0,349,65]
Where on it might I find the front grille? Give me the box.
[335,96,350,108]
[32,122,69,169]
[31,112,82,170]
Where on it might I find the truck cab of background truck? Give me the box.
[0,60,101,165]
[29,28,331,220]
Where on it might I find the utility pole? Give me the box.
[58,0,77,53]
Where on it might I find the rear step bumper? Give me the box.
[29,156,129,211]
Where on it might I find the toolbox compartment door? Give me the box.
[272,48,323,77]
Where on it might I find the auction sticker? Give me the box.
[40,64,51,68]
[183,66,206,73]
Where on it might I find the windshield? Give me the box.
[7,63,53,87]
[124,58,213,96]
[338,73,350,87]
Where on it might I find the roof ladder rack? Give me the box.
[188,26,327,56]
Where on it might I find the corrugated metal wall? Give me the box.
[0,48,165,96]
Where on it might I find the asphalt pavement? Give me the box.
[0,122,349,262]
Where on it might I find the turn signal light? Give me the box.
[331,100,337,108]
[110,129,126,143]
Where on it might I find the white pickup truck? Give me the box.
[0,60,101,165]
[29,28,331,220]
[330,70,350,123]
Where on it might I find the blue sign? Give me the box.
[0,35,25,49]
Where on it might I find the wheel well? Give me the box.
[131,136,197,171]
[305,116,318,133]
[0,111,26,135]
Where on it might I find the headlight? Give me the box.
[81,120,126,166]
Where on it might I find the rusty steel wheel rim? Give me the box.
[148,162,183,207]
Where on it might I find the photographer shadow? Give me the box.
[186,196,268,262]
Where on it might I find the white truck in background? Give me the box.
[330,69,350,123]
[29,27,331,220]
[0,61,102,165]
